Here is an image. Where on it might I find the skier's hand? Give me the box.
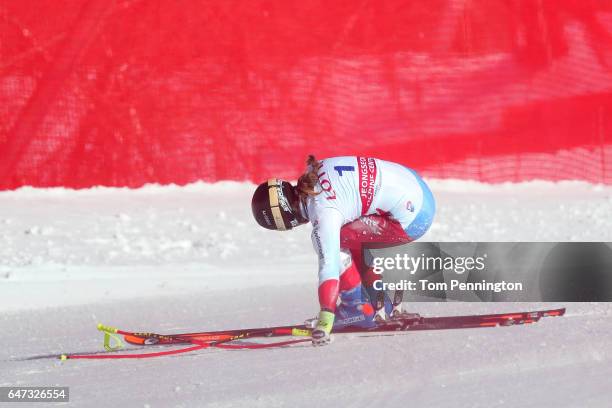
[312,310,334,346]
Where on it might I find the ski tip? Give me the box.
[545,308,566,317]
[59,354,68,361]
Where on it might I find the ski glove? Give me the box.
[312,310,334,346]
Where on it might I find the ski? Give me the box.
[120,307,565,346]
[121,324,310,346]
[337,306,565,333]
[60,307,564,360]
[61,324,312,360]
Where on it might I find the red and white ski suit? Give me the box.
[300,156,436,311]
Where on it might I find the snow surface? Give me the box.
[1,180,612,407]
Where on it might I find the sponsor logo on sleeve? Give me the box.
[312,228,324,261]
[357,157,377,215]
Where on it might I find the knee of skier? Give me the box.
[339,249,362,292]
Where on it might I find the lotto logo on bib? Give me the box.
[358,157,377,215]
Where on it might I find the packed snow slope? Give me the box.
[1,180,612,407]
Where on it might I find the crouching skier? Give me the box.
[251,155,435,346]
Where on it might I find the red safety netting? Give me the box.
[1,0,611,189]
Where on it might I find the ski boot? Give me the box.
[333,284,376,330]
[367,288,421,322]
[365,285,393,322]
[389,289,421,321]
[305,285,376,331]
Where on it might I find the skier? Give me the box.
[251,155,435,346]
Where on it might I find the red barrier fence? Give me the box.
[1,0,611,189]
